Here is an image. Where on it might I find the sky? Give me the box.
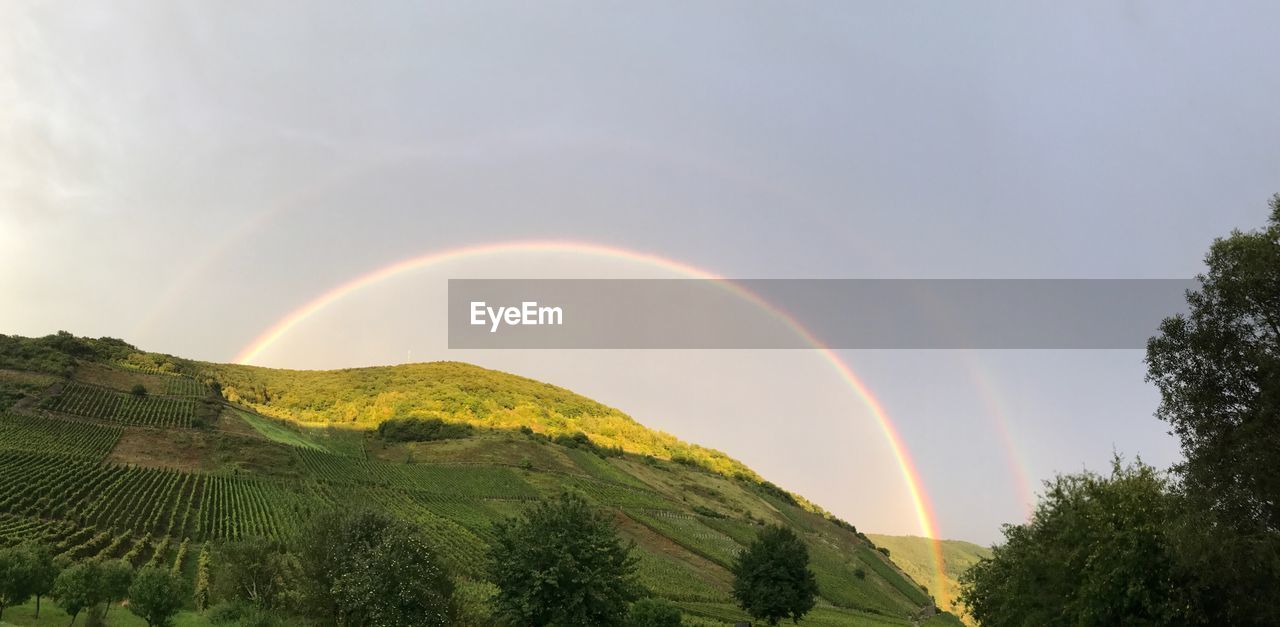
[3,2,1279,544]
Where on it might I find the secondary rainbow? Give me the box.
[232,239,949,598]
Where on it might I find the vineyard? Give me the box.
[0,337,945,626]
[42,381,198,427]
[0,413,121,459]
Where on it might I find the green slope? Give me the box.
[865,534,992,621]
[0,333,957,625]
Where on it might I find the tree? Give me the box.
[488,492,639,626]
[0,546,33,621]
[128,567,188,627]
[131,384,148,397]
[297,510,457,625]
[1146,196,1280,624]
[99,559,133,618]
[730,525,817,626]
[21,543,59,619]
[211,538,299,612]
[958,458,1194,626]
[628,598,683,626]
[331,530,456,625]
[1147,195,1280,531]
[52,561,104,626]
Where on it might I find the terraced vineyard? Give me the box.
[0,413,121,459]
[43,381,198,427]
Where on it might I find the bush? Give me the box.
[376,417,472,443]
[207,600,287,627]
[130,384,148,397]
[876,547,890,558]
[628,598,683,626]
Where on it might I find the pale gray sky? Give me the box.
[3,2,1278,543]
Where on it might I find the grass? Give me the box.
[0,598,212,626]
[233,407,329,451]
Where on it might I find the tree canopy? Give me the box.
[487,492,639,626]
[730,524,818,626]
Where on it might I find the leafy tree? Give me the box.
[730,525,817,625]
[99,559,133,618]
[1145,197,1280,624]
[488,492,639,626]
[297,509,457,625]
[211,538,299,611]
[0,546,33,621]
[958,458,1194,626]
[331,530,456,625]
[128,567,188,627]
[628,598,683,626]
[131,384,148,397]
[21,543,59,619]
[52,561,104,626]
[1147,195,1280,530]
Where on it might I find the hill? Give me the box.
[866,534,992,623]
[0,332,960,625]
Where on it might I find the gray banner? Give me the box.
[448,279,1195,349]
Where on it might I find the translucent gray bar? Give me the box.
[448,279,1195,349]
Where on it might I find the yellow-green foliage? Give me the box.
[198,360,758,479]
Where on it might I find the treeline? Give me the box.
[0,542,187,626]
[959,196,1280,626]
[2,493,823,626]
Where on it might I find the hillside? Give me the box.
[0,332,961,625]
[866,535,992,623]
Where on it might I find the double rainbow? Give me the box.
[232,240,948,599]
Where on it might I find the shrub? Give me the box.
[130,384,148,397]
[376,416,472,443]
[628,597,683,626]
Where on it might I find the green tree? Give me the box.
[331,530,456,625]
[128,567,188,627]
[21,543,59,619]
[130,384,148,397]
[488,492,639,626]
[628,598,683,626]
[99,559,133,618]
[0,546,33,621]
[730,524,817,626]
[52,561,104,626]
[297,510,457,626]
[1145,195,1280,623]
[958,458,1193,626]
[211,538,299,611]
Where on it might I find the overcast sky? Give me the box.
[3,2,1279,543]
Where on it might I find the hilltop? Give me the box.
[0,332,963,625]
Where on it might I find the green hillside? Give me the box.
[0,332,957,625]
[866,535,992,623]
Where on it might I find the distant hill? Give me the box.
[0,332,963,625]
[866,534,992,623]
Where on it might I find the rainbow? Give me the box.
[232,239,949,599]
